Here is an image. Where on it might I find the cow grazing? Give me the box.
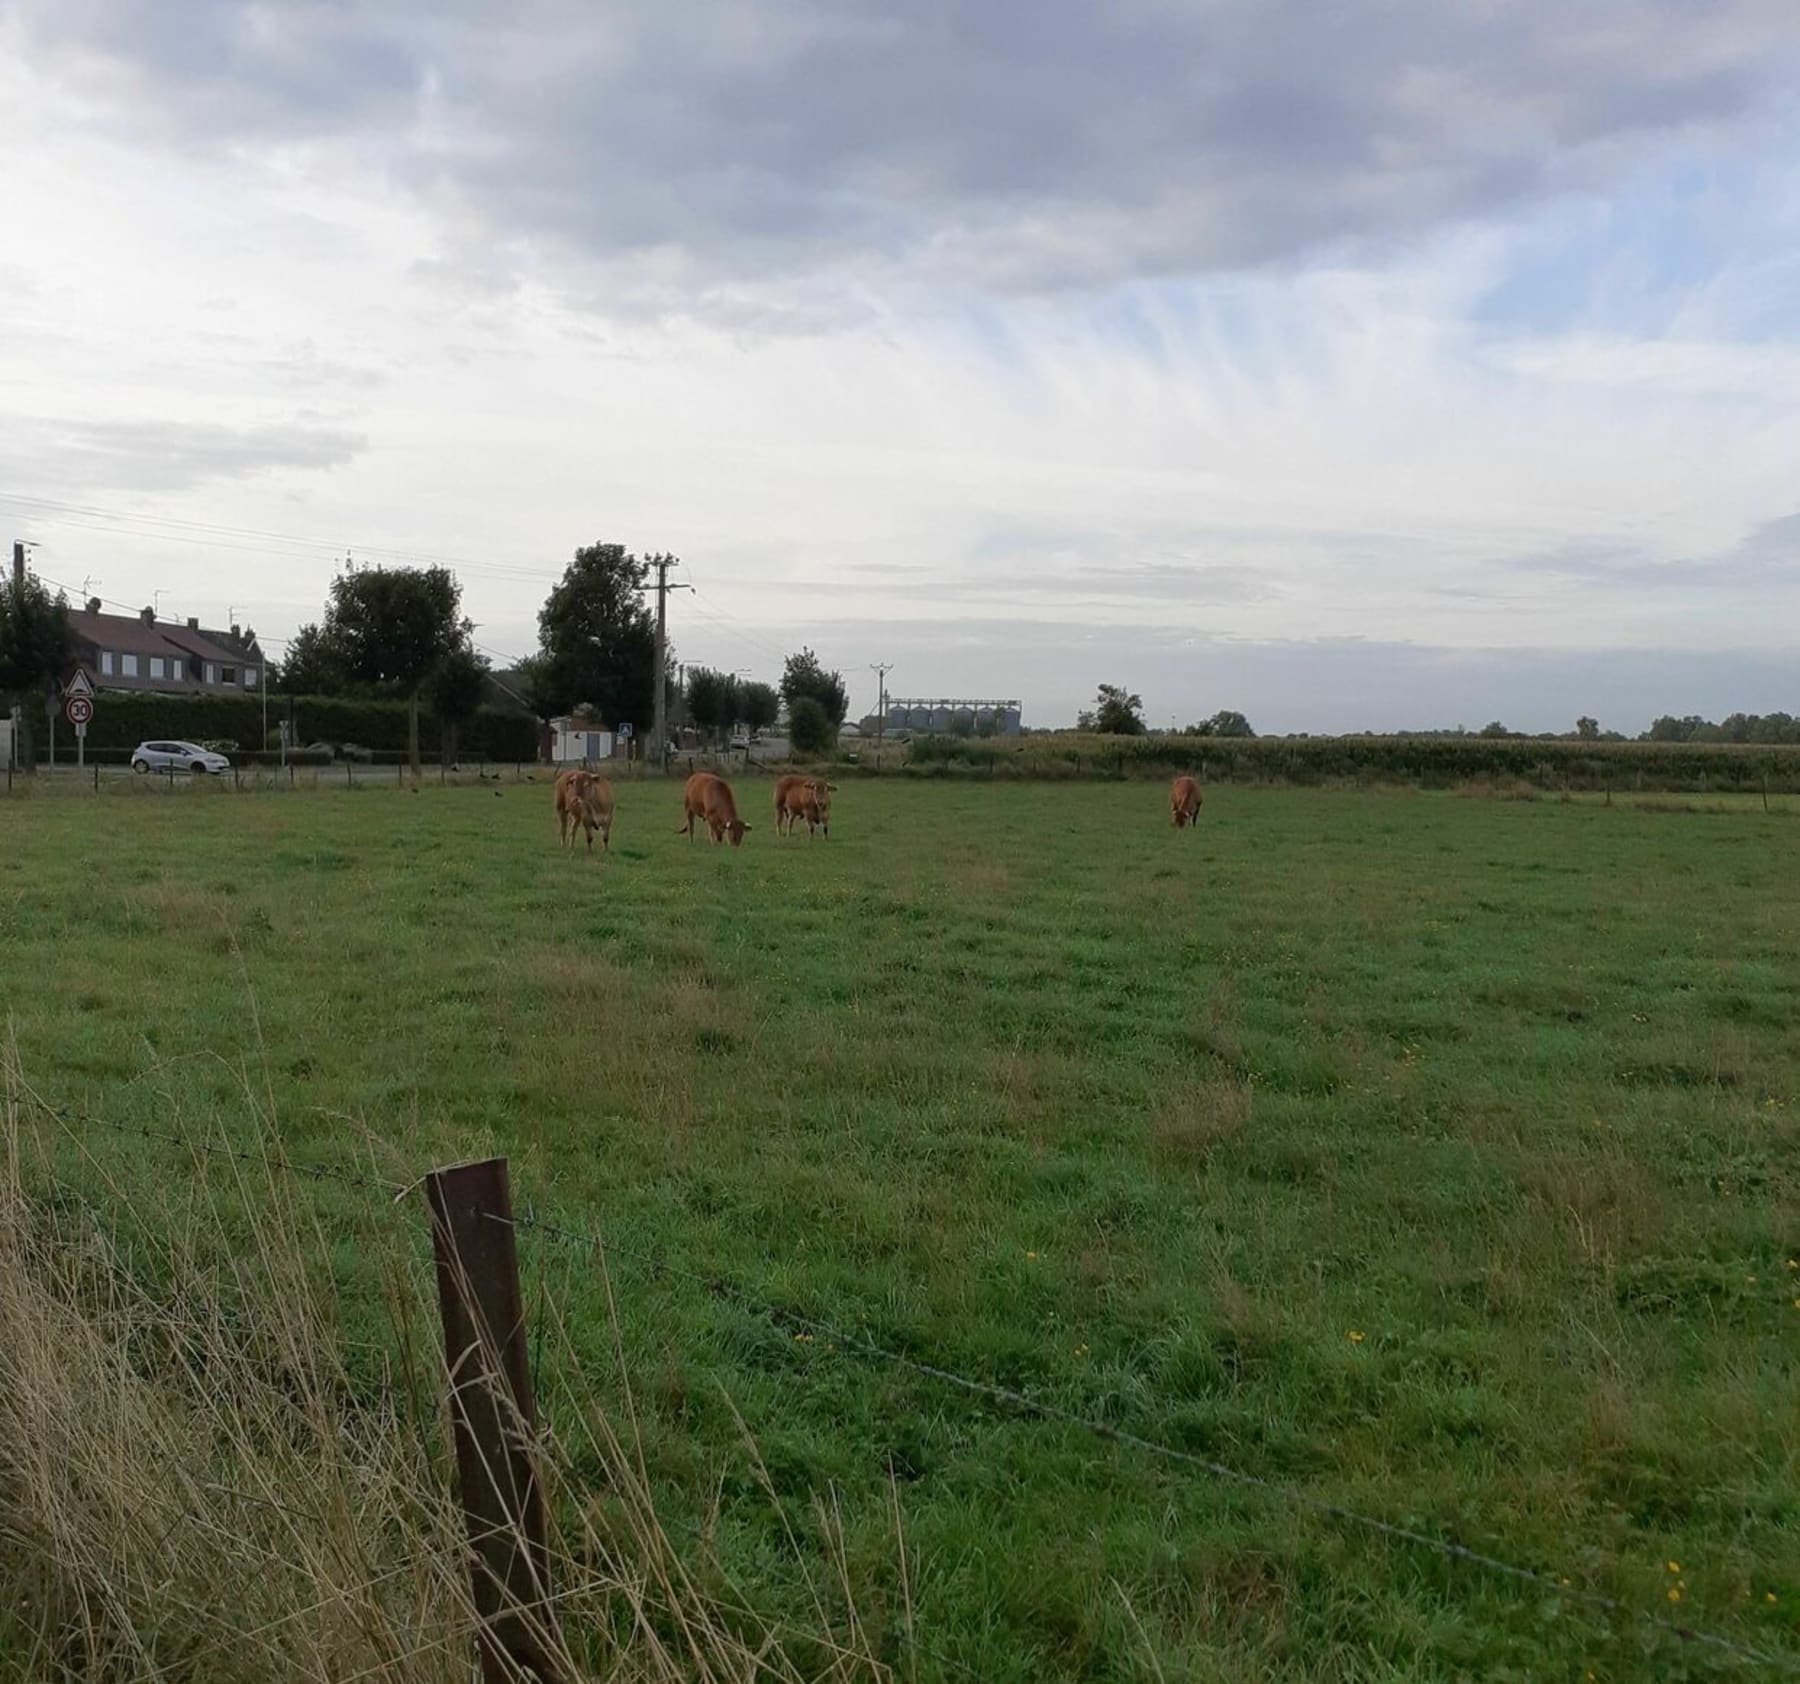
[679,772,751,846]
[1170,774,1203,829]
[555,769,614,853]
[774,774,834,839]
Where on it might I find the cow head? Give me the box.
[727,819,751,846]
[810,780,832,835]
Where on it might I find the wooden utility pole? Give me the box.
[424,1158,562,1683]
[647,553,683,772]
[869,662,892,772]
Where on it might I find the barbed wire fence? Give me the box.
[14,1100,1797,1679]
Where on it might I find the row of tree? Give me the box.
[1436,715,1800,744]
[287,542,855,757]
[1077,684,1256,738]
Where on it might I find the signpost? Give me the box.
[64,669,95,774]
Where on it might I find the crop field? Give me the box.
[2,778,1797,1681]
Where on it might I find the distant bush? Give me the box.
[905,732,1800,793]
[788,696,836,755]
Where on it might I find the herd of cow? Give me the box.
[547,770,1202,856]
[553,766,1204,854]
[553,769,834,853]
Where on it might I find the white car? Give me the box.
[131,739,231,775]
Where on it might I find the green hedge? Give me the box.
[905,733,1800,792]
[45,693,539,763]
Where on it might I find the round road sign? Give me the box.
[64,695,93,727]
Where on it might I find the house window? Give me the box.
[150,657,166,679]
[121,653,140,678]
[243,666,259,689]
[101,650,115,676]
[204,663,217,684]
[221,665,238,686]
[168,658,184,683]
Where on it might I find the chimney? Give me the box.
[11,540,22,591]
[187,616,199,630]
[87,596,101,613]
[140,605,155,625]
[230,623,241,640]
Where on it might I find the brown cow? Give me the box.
[774,774,834,839]
[679,771,751,846]
[555,768,614,852]
[1170,774,1203,829]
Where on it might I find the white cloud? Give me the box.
[0,2,1796,730]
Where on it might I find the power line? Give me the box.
[0,491,558,582]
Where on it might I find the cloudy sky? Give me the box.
[3,1,1798,732]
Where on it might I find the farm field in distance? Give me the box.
[3,778,1797,1680]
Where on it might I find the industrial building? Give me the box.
[886,698,1022,736]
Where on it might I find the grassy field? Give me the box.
[2,777,1797,1680]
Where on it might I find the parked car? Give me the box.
[131,740,231,775]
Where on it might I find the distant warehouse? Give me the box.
[887,698,1022,736]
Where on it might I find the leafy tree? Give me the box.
[685,667,738,745]
[1576,716,1600,740]
[533,543,657,729]
[291,565,469,775]
[740,680,779,735]
[429,643,490,765]
[0,567,74,767]
[1091,683,1145,735]
[788,695,835,755]
[278,622,348,695]
[780,647,849,726]
[1477,720,1511,738]
[1206,709,1254,738]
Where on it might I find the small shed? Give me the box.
[550,717,615,764]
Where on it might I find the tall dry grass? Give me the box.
[0,1045,895,1683]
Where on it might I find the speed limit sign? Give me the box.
[64,695,93,727]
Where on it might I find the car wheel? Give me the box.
[131,758,149,773]
[190,761,206,774]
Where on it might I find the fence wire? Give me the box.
[21,1106,1797,1676]
[494,1203,1798,1677]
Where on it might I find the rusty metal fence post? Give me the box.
[424,1157,562,1682]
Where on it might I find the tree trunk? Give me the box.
[409,691,422,781]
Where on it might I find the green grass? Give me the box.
[4,778,1797,1680]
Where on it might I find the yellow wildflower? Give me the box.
[1025,1250,1039,1261]
[1667,1561,1681,1574]
[1347,1329,1365,1344]
[1667,1586,1682,1603]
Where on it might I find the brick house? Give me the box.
[69,601,266,695]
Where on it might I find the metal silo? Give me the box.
[931,705,952,731]
[909,706,933,730]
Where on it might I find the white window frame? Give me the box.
[221,665,238,687]
[121,653,140,678]
[100,650,115,676]
[243,666,260,689]
[149,656,166,679]
[204,662,217,684]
